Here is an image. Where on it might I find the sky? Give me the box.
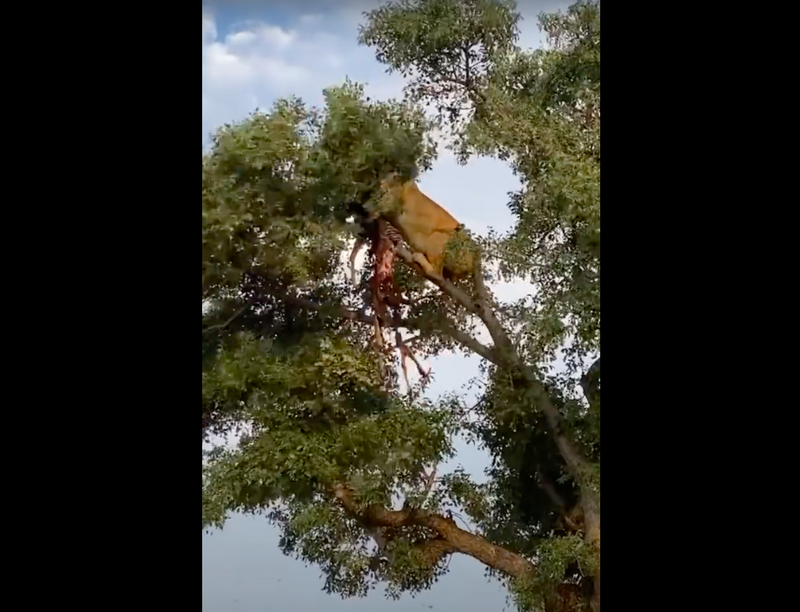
[202,2,573,610]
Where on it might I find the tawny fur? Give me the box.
[379,175,474,280]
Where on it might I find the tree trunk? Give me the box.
[582,491,601,612]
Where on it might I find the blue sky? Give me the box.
[202,2,573,610]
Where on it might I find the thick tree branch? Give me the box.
[394,246,591,480]
[394,245,480,314]
[238,270,599,604]
[332,484,534,579]
[418,314,501,365]
[580,356,601,411]
[270,261,600,598]
[396,246,601,610]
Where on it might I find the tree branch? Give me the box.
[279,292,376,326]
[332,484,534,579]
[580,356,601,411]
[254,273,599,600]
[275,290,500,365]
[393,245,510,367]
[202,305,247,335]
[393,245,488,321]
[419,314,501,365]
[420,465,437,503]
[536,467,567,510]
[393,246,592,481]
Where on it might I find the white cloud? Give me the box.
[299,14,323,26]
[202,16,316,142]
[254,24,296,50]
[225,30,257,46]
[202,10,216,44]
[202,10,405,145]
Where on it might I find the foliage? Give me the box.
[203,1,600,610]
[363,0,600,374]
[359,0,520,124]
[509,533,597,612]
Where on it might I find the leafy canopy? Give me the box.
[202,2,600,610]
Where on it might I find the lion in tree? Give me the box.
[348,172,476,390]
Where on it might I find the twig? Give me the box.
[202,306,247,335]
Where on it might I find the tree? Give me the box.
[202,1,600,610]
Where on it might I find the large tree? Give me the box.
[202,1,600,610]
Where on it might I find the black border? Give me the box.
[29,0,751,608]
[600,1,751,606]
[48,4,199,607]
